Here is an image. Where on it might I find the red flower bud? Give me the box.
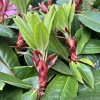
[48,0,52,6]
[46,54,55,62]
[39,3,49,13]
[16,31,24,48]
[48,56,58,68]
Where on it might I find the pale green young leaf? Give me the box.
[58,6,68,31]
[14,0,27,15]
[34,22,49,54]
[66,0,72,26]
[69,2,75,32]
[80,58,95,68]
[34,12,42,22]
[31,14,40,34]
[69,62,83,83]
[25,12,33,35]
[63,3,67,12]
[13,16,36,49]
[44,4,55,34]
[51,11,59,30]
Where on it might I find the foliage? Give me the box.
[0,0,100,100]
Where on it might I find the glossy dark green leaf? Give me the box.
[50,30,69,61]
[11,66,38,80]
[0,24,14,38]
[47,68,56,82]
[72,95,100,100]
[22,76,39,89]
[81,39,100,54]
[69,62,83,83]
[77,63,94,88]
[0,39,20,68]
[21,90,37,100]
[0,61,15,76]
[72,70,100,100]
[0,81,5,90]
[43,73,78,100]
[52,58,73,75]
[75,27,91,55]
[24,49,33,66]
[0,85,23,100]
[78,12,100,32]
[93,0,100,7]
[78,70,100,95]
[34,22,49,54]
[0,72,30,89]
[71,14,80,37]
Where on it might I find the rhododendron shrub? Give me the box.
[0,0,100,100]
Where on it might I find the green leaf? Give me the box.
[52,11,59,30]
[11,66,38,80]
[78,54,97,71]
[0,85,23,100]
[69,2,75,32]
[52,58,73,75]
[31,14,40,34]
[0,81,5,90]
[80,58,95,68]
[13,16,36,49]
[75,27,91,55]
[66,0,72,26]
[0,24,14,38]
[43,73,78,100]
[77,63,94,88]
[58,6,68,31]
[72,95,100,100]
[24,49,33,66]
[0,61,15,76]
[25,12,33,35]
[50,30,69,61]
[34,12,42,22]
[21,91,37,100]
[0,39,20,68]
[22,76,39,89]
[0,72,30,89]
[72,70,100,100]
[78,12,100,32]
[44,4,55,34]
[69,62,83,83]
[81,39,100,54]
[34,22,49,54]
[14,0,27,15]
[93,0,100,7]
[78,70,100,95]
[71,14,80,37]
[47,68,56,82]
[81,0,92,11]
